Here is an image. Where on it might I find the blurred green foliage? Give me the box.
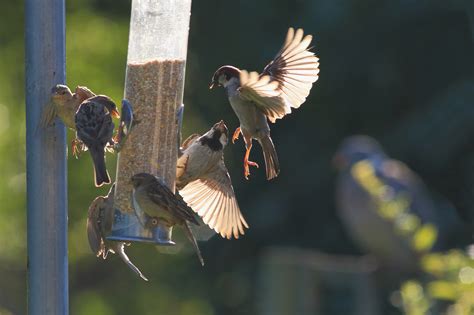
[351,158,474,313]
[1,0,473,314]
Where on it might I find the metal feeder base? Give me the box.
[107,208,175,246]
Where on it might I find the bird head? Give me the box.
[199,120,229,151]
[51,84,73,104]
[209,65,241,89]
[88,95,121,119]
[333,135,386,170]
[131,173,156,188]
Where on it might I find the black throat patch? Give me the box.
[199,131,223,151]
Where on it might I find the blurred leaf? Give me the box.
[411,223,437,252]
[427,280,458,301]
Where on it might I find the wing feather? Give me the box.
[238,27,319,122]
[179,160,248,239]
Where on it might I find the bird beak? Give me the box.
[209,82,215,90]
[214,120,228,134]
[110,108,121,119]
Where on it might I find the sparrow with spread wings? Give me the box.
[210,27,320,180]
[176,121,248,239]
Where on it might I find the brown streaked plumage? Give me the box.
[131,173,204,265]
[87,185,148,281]
[75,95,117,187]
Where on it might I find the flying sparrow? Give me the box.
[75,95,118,187]
[87,184,148,281]
[176,120,248,239]
[210,27,320,180]
[131,173,204,266]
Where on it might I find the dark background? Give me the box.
[0,0,472,314]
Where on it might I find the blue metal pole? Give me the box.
[25,0,68,314]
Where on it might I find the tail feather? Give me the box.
[90,147,110,187]
[184,221,204,266]
[115,243,149,281]
[259,136,280,180]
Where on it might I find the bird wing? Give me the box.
[238,27,320,122]
[176,134,201,179]
[179,159,248,239]
[181,133,200,150]
[74,86,96,101]
[75,100,114,146]
[86,196,107,258]
[147,178,199,225]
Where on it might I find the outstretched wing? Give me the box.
[239,27,320,122]
[179,159,248,239]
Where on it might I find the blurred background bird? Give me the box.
[333,135,465,275]
[177,120,248,239]
[87,184,148,281]
[131,173,204,266]
[75,95,118,187]
[209,27,320,180]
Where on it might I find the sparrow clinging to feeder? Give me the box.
[176,120,248,239]
[75,95,118,187]
[112,99,134,152]
[131,173,204,266]
[87,184,148,281]
[42,84,108,156]
[210,27,320,180]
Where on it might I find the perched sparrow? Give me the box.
[87,184,148,281]
[210,27,320,180]
[42,84,120,157]
[334,135,462,273]
[42,84,96,129]
[176,120,248,239]
[131,173,204,266]
[112,99,134,152]
[75,95,118,187]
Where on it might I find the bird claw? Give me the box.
[232,127,241,144]
[244,160,259,179]
[71,139,83,159]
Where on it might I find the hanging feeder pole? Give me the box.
[25,0,68,313]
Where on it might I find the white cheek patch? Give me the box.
[220,134,228,146]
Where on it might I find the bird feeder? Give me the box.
[108,0,192,244]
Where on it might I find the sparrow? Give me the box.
[41,84,120,156]
[75,95,118,187]
[131,173,204,266]
[112,99,134,152]
[176,120,248,239]
[210,27,320,180]
[87,184,148,281]
[334,135,462,273]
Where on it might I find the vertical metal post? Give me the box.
[25,0,68,314]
